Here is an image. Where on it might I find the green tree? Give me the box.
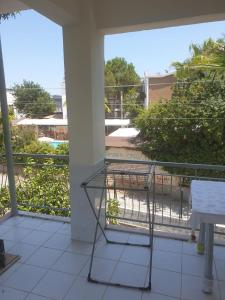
[105,57,140,91]
[136,37,225,174]
[123,89,144,120]
[105,57,144,119]
[13,80,56,118]
[173,38,225,79]
[104,97,111,113]
[0,13,17,22]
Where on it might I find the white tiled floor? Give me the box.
[0,216,224,300]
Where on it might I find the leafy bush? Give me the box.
[23,141,55,154]
[0,187,10,216]
[12,126,37,153]
[136,95,225,177]
[16,159,70,216]
[55,142,69,155]
[107,199,119,224]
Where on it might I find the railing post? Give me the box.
[0,37,17,215]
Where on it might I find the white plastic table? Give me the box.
[189,180,225,294]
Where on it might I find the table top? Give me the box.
[189,180,225,229]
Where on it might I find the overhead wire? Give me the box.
[2,78,225,120]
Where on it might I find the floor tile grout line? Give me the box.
[1,223,68,294]
[100,232,151,299]
[0,281,30,295]
[214,258,223,300]
[0,262,23,286]
[23,247,64,270]
[26,289,55,300]
[24,291,51,300]
[3,217,225,300]
[61,273,84,300]
[100,233,127,300]
[27,240,65,297]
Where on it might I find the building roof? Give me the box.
[105,119,130,126]
[16,118,68,126]
[108,127,139,137]
[16,118,130,127]
[146,73,175,79]
[106,127,139,148]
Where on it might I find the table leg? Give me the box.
[202,223,214,294]
[197,223,205,254]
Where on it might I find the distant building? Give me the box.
[6,90,21,118]
[144,73,176,108]
[62,95,67,119]
[105,84,145,119]
[52,95,63,114]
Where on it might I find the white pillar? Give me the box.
[63,5,105,242]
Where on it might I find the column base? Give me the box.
[202,277,213,294]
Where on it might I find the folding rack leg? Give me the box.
[81,168,155,291]
[83,186,109,243]
[146,189,152,290]
[87,185,106,283]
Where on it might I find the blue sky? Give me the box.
[1,9,225,94]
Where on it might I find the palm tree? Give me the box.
[173,38,225,78]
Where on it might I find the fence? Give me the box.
[1,154,225,235]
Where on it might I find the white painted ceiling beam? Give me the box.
[19,0,78,26]
[95,0,225,34]
[0,0,78,26]
[1,0,225,33]
[0,0,27,14]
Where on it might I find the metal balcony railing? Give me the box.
[0,155,11,217]
[1,154,225,236]
[105,158,225,235]
[0,153,70,217]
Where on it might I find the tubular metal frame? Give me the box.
[81,162,155,290]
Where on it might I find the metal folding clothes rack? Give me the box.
[81,161,155,290]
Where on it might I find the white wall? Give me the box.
[63,0,105,241]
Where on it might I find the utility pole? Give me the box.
[120,90,123,119]
[144,72,149,109]
[0,37,17,215]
